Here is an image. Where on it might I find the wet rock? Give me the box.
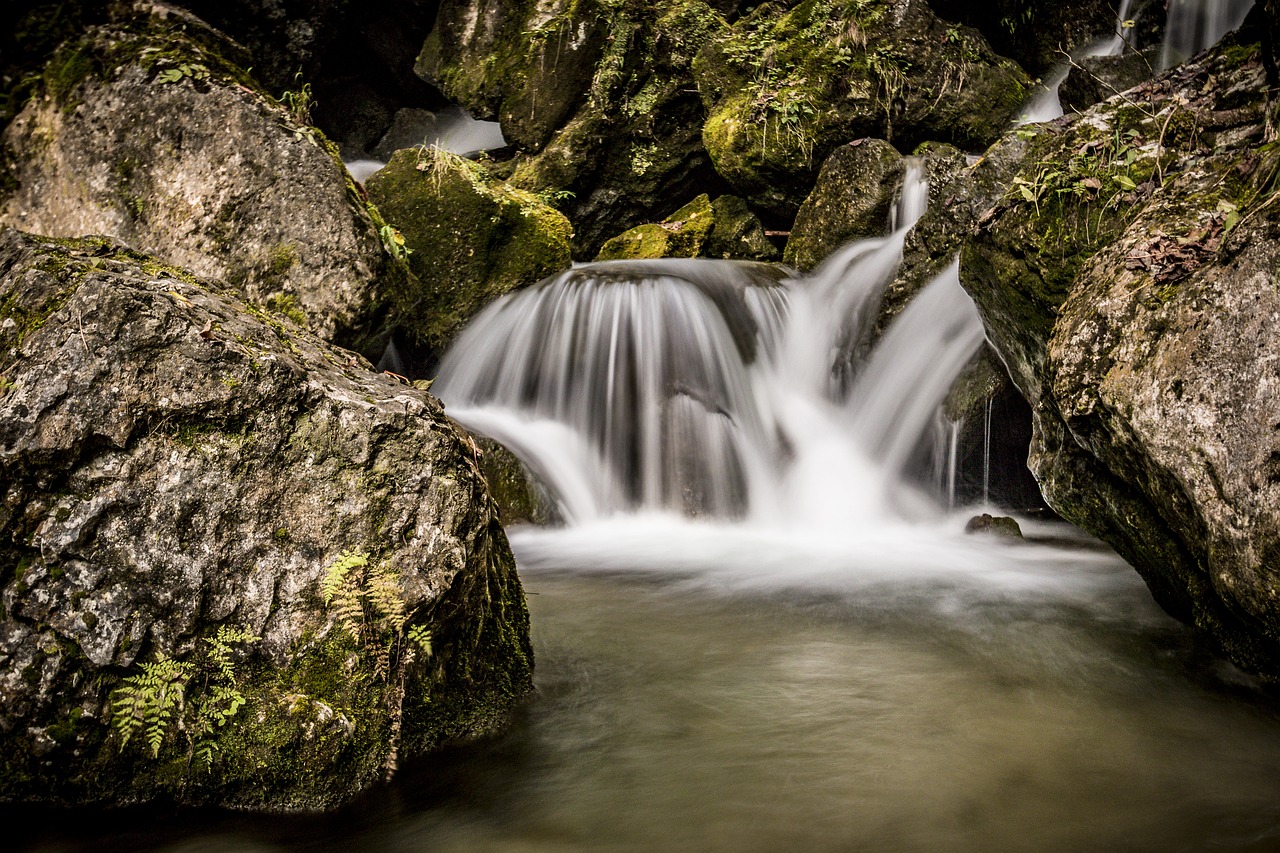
[364,146,573,370]
[964,513,1024,539]
[693,0,1030,217]
[596,193,778,261]
[704,195,779,261]
[596,194,715,260]
[875,141,973,333]
[476,438,558,527]
[962,34,1280,676]
[0,3,413,356]
[1059,47,1162,114]
[784,138,904,271]
[0,229,534,811]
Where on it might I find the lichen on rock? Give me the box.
[0,228,533,810]
[961,29,1280,676]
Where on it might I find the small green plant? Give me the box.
[112,654,192,758]
[279,71,315,126]
[379,224,413,261]
[111,625,259,767]
[156,63,210,85]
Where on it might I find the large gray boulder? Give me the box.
[961,33,1280,675]
[0,228,533,810]
[0,3,412,356]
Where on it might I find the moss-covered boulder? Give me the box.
[784,138,905,270]
[693,0,1030,217]
[364,146,573,368]
[0,228,533,811]
[419,0,732,256]
[596,193,778,260]
[961,34,1280,676]
[0,3,412,356]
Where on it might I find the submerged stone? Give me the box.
[0,229,533,811]
[964,513,1024,539]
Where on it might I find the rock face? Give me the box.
[784,138,905,270]
[0,4,411,355]
[0,229,534,810]
[693,0,1030,217]
[962,34,1280,675]
[364,146,574,369]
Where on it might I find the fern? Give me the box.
[322,549,369,638]
[111,655,193,758]
[407,625,432,657]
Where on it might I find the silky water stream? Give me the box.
[17,97,1280,853]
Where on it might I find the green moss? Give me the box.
[365,147,573,362]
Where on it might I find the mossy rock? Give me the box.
[0,2,414,357]
[693,0,1030,217]
[421,0,731,257]
[961,33,1280,678]
[365,147,573,367]
[596,194,714,260]
[784,138,904,270]
[0,229,533,811]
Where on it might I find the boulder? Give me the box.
[961,34,1280,675]
[784,138,905,270]
[419,0,731,256]
[0,3,413,356]
[1059,46,1162,114]
[364,146,573,370]
[693,0,1030,217]
[596,193,778,261]
[0,229,534,810]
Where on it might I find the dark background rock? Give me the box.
[170,0,448,155]
[0,228,533,810]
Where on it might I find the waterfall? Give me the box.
[1160,0,1255,69]
[1019,0,1135,124]
[435,161,987,528]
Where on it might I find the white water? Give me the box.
[427,161,1125,609]
[435,160,987,535]
[1160,0,1255,69]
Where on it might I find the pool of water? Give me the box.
[14,519,1280,852]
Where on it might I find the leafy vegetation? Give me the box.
[111,625,259,768]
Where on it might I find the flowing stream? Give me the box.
[13,4,1280,849]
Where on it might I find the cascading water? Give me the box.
[435,161,985,534]
[1019,0,1135,124]
[1160,0,1255,69]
